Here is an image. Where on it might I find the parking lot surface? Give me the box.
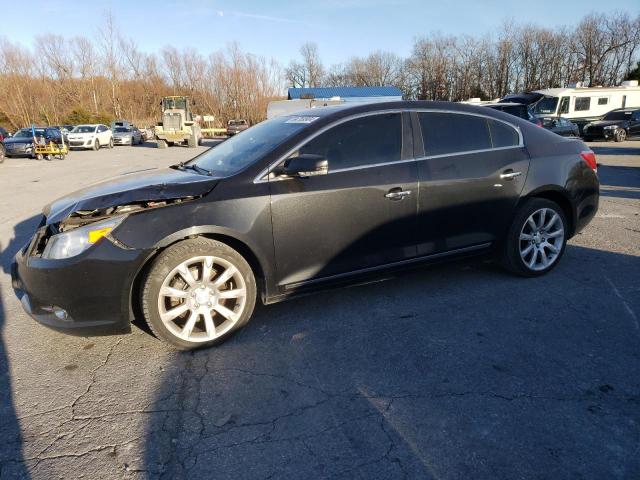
[0,140,639,479]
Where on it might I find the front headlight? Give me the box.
[42,216,126,260]
[603,125,618,130]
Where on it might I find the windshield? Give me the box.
[533,97,559,115]
[115,127,131,133]
[163,97,187,110]
[603,111,633,121]
[190,116,312,175]
[229,120,246,126]
[72,125,96,133]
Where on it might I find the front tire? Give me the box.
[93,139,100,151]
[614,129,627,142]
[501,198,567,277]
[141,238,257,350]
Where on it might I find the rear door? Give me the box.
[269,112,418,288]
[413,111,530,256]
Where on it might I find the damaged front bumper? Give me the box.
[11,221,151,336]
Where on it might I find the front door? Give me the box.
[269,112,418,288]
[414,111,530,256]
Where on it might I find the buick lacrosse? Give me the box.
[12,102,599,349]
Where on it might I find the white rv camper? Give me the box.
[530,81,640,129]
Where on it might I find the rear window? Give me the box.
[419,113,490,156]
[488,120,519,148]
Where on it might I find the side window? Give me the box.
[575,97,591,112]
[488,120,519,148]
[598,97,608,106]
[295,113,402,170]
[559,97,570,114]
[419,113,490,156]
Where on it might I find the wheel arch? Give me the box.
[518,186,575,237]
[127,227,268,327]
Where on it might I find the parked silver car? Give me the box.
[113,126,143,146]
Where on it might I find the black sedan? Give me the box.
[3,127,63,158]
[583,108,640,142]
[12,101,600,349]
[540,117,580,137]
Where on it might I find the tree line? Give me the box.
[287,12,640,101]
[0,11,639,131]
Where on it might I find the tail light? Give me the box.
[580,150,597,171]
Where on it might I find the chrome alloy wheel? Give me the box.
[157,256,247,342]
[519,208,565,271]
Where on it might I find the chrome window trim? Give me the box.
[253,108,524,184]
[413,144,524,163]
[413,108,524,151]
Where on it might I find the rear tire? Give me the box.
[500,198,568,277]
[141,238,257,350]
[0,144,5,163]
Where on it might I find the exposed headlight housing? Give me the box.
[42,215,126,260]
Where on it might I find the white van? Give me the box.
[530,81,640,129]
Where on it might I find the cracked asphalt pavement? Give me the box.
[0,140,639,479]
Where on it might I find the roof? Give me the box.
[534,85,640,96]
[287,86,403,100]
[278,101,536,129]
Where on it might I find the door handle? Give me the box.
[500,170,522,180]
[385,189,412,200]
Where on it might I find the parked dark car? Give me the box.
[582,108,640,142]
[0,126,10,142]
[12,101,599,349]
[482,102,543,127]
[3,127,62,158]
[0,126,8,163]
[483,102,543,126]
[53,125,74,144]
[227,119,249,136]
[540,117,580,137]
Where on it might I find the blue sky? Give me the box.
[1,0,637,65]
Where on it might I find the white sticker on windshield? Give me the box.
[285,116,320,124]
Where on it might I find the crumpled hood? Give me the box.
[43,167,220,225]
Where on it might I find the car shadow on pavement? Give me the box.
[142,245,640,479]
[597,165,640,200]
[0,217,37,478]
[1,215,41,274]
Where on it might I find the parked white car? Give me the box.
[67,124,113,150]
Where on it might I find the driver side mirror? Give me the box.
[283,154,328,178]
